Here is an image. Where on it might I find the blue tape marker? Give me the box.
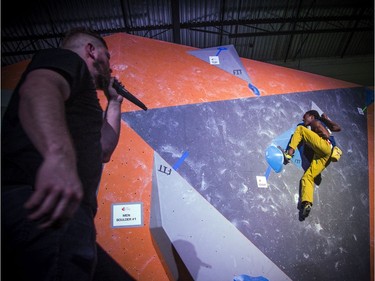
[264,166,272,180]
[248,83,260,96]
[215,47,227,56]
[172,151,189,170]
[233,274,269,281]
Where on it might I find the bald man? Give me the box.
[2,27,123,281]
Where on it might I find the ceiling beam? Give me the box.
[284,0,303,62]
[171,0,181,44]
[2,13,372,43]
[227,26,372,38]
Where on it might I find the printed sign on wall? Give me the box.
[112,202,143,228]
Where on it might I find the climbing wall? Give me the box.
[1,33,373,281]
[124,87,370,281]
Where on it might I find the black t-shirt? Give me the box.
[2,48,103,213]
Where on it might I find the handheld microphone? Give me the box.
[112,78,148,111]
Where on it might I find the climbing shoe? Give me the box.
[300,201,312,220]
[278,146,292,165]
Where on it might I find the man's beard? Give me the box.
[93,60,111,90]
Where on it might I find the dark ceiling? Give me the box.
[1,0,374,81]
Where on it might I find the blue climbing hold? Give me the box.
[265,145,284,173]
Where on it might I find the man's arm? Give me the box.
[101,78,124,163]
[320,113,341,132]
[19,69,83,228]
[310,119,331,139]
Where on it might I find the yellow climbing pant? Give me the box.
[289,126,332,204]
